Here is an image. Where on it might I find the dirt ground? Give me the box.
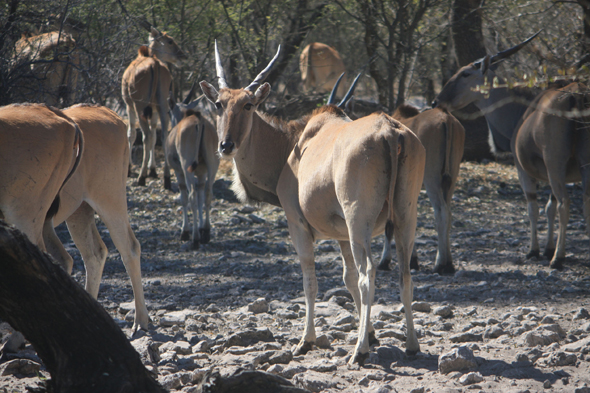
[1,155,590,393]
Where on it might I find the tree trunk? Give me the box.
[451,0,486,66]
[0,221,165,393]
[451,0,494,160]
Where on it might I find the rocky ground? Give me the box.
[1,156,590,393]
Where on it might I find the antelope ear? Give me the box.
[480,55,491,74]
[200,81,219,104]
[254,83,271,105]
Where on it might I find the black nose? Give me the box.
[431,100,438,108]
[220,140,235,154]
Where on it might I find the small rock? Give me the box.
[574,308,590,321]
[543,380,552,389]
[192,340,211,353]
[334,314,355,325]
[292,370,339,392]
[248,298,269,314]
[322,287,352,301]
[159,340,192,355]
[279,365,307,379]
[158,373,183,390]
[538,351,577,367]
[267,364,283,375]
[0,359,41,376]
[459,371,483,386]
[412,301,431,313]
[248,213,266,223]
[377,329,406,341]
[433,305,454,318]
[277,310,299,319]
[438,346,477,374]
[1,331,25,353]
[523,330,561,347]
[309,359,338,372]
[225,327,274,347]
[315,334,331,349]
[377,346,405,362]
[562,336,590,354]
[449,332,483,343]
[483,326,506,339]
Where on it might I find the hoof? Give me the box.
[137,176,146,186]
[406,347,420,356]
[148,168,158,178]
[410,255,419,271]
[526,250,540,259]
[164,176,172,190]
[433,263,455,275]
[352,351,370,366]
[544,248,556,259]
[200,228,211,244]
[550,257,565,270]
[191,239,200,250]
[180,231,190,241]
[377,260,391,271]
[368,331,380,347]
[293,341,314,356]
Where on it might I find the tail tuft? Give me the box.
[142,106,153,120]
[187,161,198,173]
[46,196,60,220]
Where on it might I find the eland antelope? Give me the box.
[432,32,590,268]
[167,87,220,249]
[300,42,346,97]
[12,31,80,106]
[0,103,82,253]
[122,27,187,189]
[41,104,149,332]
[201,43,425,364]
[377,105,465,274]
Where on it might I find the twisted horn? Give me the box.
[489,30,542,64]
[245,45,281,92]
[215,40,229,89]
[337,72,362,109]
[327,73,345,105]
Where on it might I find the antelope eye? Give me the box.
[244,103,253,111]
[215,102,222,110]
[461,71,470,78]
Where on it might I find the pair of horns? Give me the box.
[215,40,281,91]
[327,72,362,109]
[474,30,542,68]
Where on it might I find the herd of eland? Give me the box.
[1,25,589,368]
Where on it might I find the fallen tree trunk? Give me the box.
[0,220,164,393]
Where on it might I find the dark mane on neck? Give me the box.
[311,104,347,118]
[257,110,310,143]
[256,104,347,144]
[392,104,420,120]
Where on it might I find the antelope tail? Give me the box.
[385,133,403,234]
[47,123,84,220]
[441,121,452,203]
[187,123,205,173]
[142,61,160,121]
